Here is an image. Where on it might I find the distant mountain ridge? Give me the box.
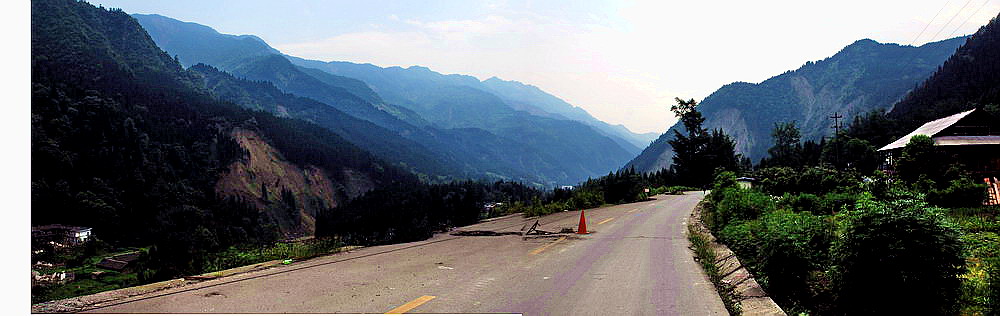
[284,57,648,155]
[627,36,967,172]
[282,56,637,178]
[135,14,640,185]
[479,77,659,150]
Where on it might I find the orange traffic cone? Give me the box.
[577,210,588,234]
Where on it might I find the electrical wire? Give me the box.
[911,0,954,45]
[928,0,976,42]
[946,0,993,38]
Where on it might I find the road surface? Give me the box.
[86,193,726,315]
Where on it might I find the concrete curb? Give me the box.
[689,201,786,316]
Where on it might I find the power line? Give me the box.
[947,0,993,38]
[928,0,976,43]
[911,0,954,45]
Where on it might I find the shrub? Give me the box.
[816,192,857,215]
[711,188,776,232]
[755,211,833,310]
[718,210,834,314]
[927,178,987,208]
[666,185,698,194]
[832,192,966,315]
[711,171,738,193]
[569,190,605,210]
[717,219,760,264]
[781,192,820,214]
[756,167,860,196]
[755,167,798,195]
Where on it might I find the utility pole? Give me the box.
[830,112,843,167]
[830,112,843,136]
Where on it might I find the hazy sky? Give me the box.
[90,0,998,134]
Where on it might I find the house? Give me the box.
[878,108,1000,204]
[31,225,92,245]
[736,177,756,190]
[96,252,141,272]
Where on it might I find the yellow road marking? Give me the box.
[628,208,638,213]
[529,236,567,255]
[597,217,615,225]
[386,295,436,314]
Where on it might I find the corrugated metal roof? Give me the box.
[933,136,1000,146]
[878,109,977,151]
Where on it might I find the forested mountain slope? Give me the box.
[628,36,967,172]
[32,0,414,256]
[190,64,460,179]
[888,13,1000,130]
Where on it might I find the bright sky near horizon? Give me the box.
[90,0,998,134]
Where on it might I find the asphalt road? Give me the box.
[86,192,726,315]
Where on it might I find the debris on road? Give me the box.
[449,230,521,236]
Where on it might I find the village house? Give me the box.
[95,252,141,272]
[878,108,1000,204]
[31,224,92,246]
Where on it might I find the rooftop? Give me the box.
[880,109,977,151]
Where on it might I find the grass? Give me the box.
[948,205,1000,314]
[202,237,346,273]
[688,222,743,315]
[31,247,144,304]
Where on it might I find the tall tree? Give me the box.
[668,98,739,187]
[764,121,803,167]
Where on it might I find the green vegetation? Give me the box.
[688,222,743,315]
[667,98,743,188]
[31,243,144,304]
[704,171,974,314]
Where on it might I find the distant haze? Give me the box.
[91,0,998,134]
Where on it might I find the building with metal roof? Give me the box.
[879,108,1000,205]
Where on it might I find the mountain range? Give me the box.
[627,36,967,172]
[31,0,420,240]
[133,14,648,186]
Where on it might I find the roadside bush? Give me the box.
[569,190,605,210]
[756,167,859,196]
[797,167,857,194]
[832,192,966,315]
[781,192,820,214]
[711,188,776,232]
[755,211,833,311]
[711,171,738,194]
[816,192,857,215]
[717,219,760,265]
[718,210,834,314]
[755,167,798,195]
[927,178,987,208]
[666,185,698,194]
